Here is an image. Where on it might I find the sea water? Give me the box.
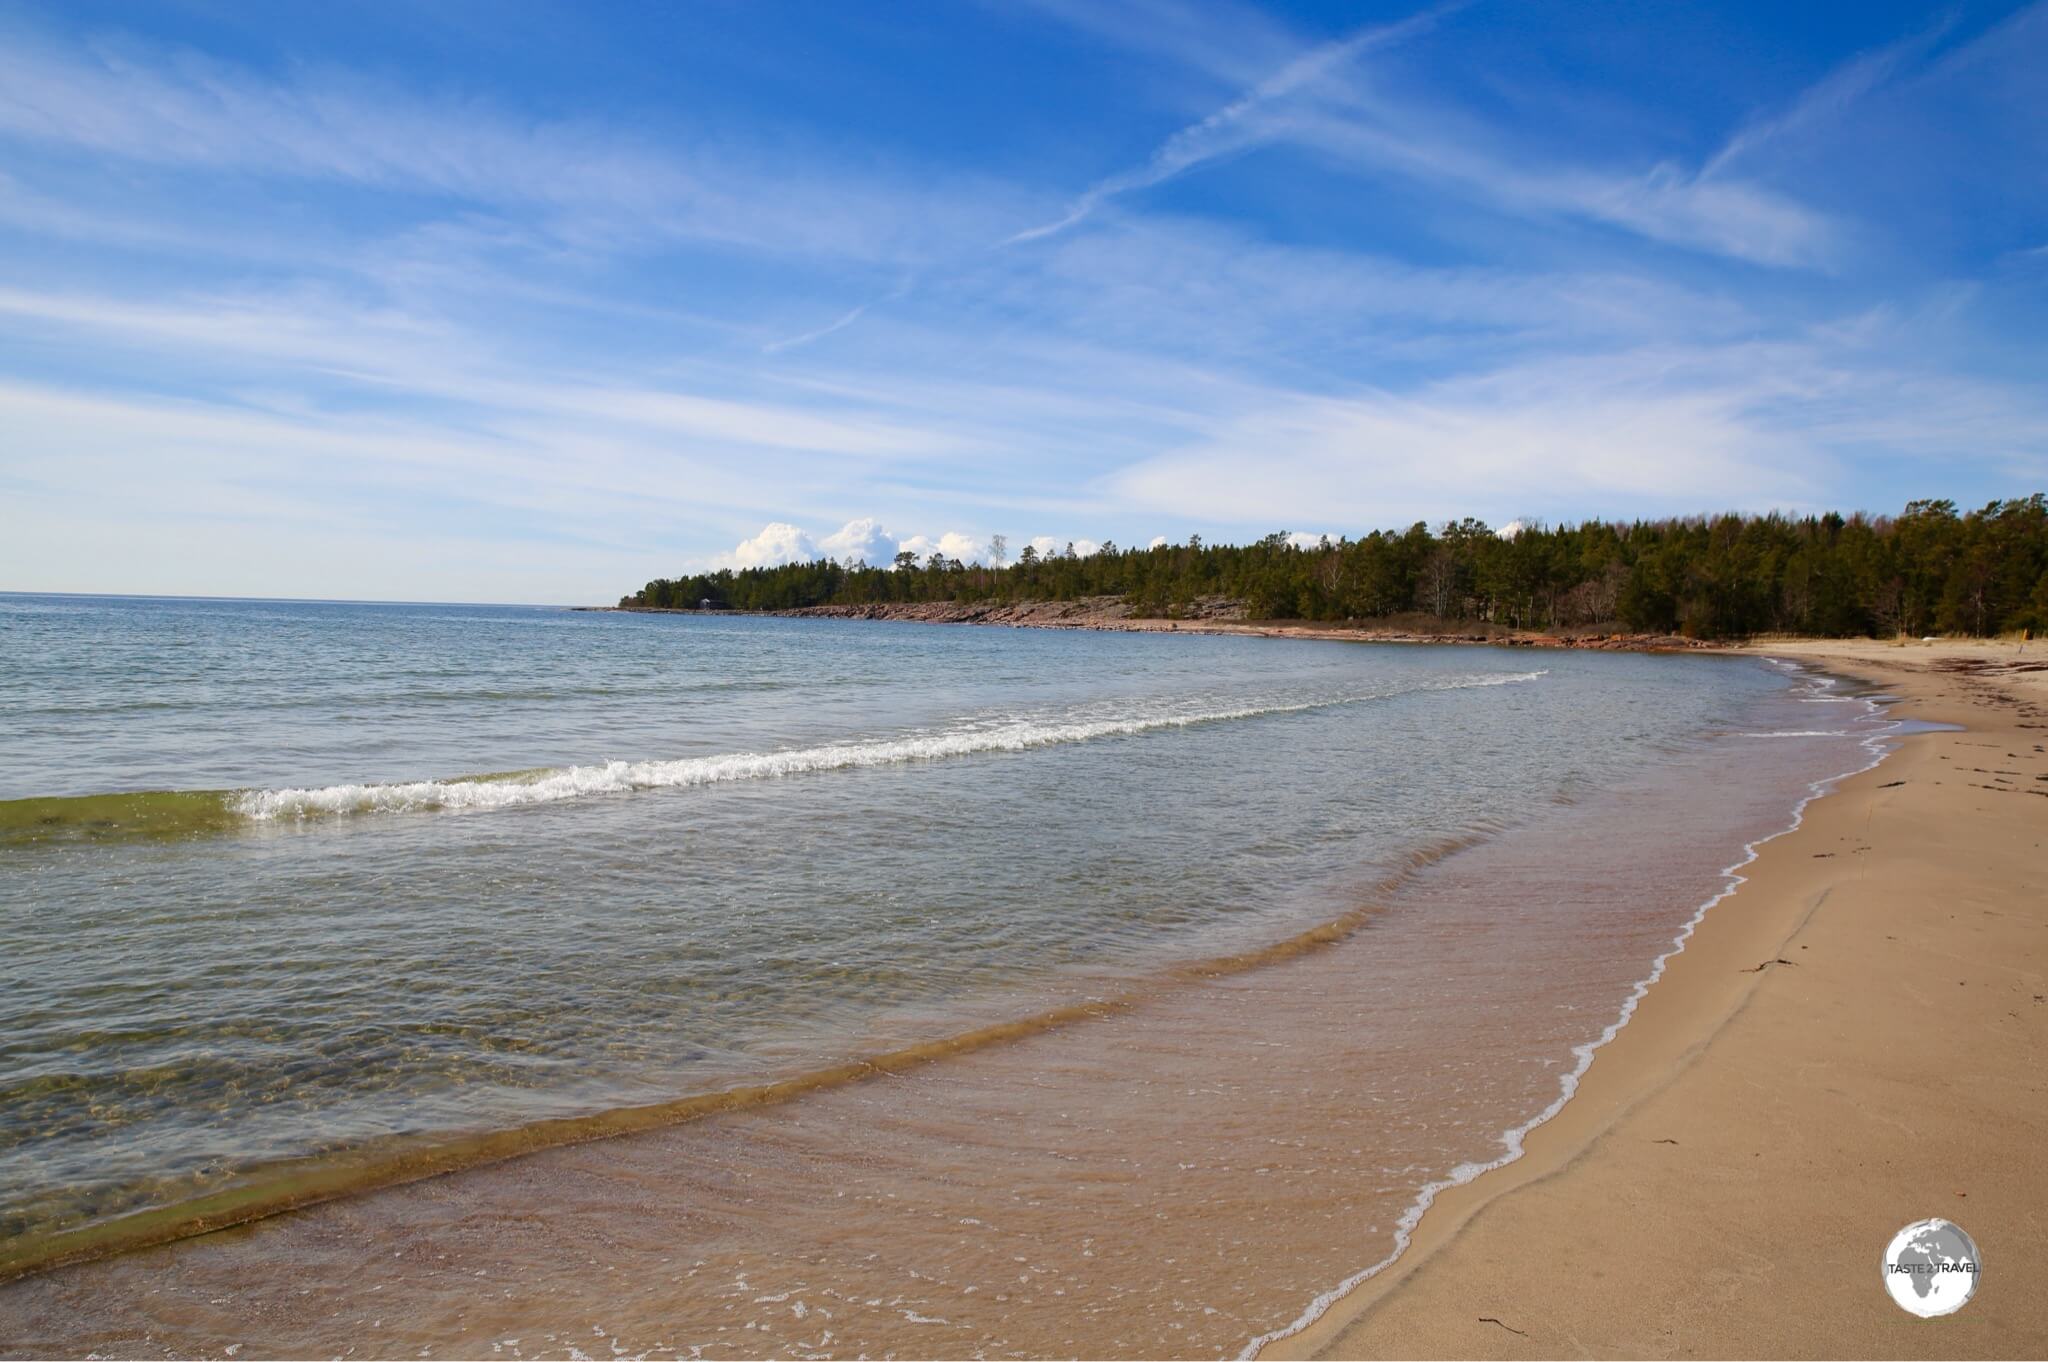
[0,594,1898,1355]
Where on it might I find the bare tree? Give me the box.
[1420,547,1459,619]
[1871,577,1905,637]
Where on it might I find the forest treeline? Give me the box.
[622,496,2048,639]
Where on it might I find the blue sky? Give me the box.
[1,0,2043,603]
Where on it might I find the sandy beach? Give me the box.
[1266,638,2048,1359]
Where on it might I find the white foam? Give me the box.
[1239,674,1904,1360]
[235,671,1548,823]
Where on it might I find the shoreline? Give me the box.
[1244,650,1902,1359]
[587,598,1720,652]
[1262,639,2048,1358]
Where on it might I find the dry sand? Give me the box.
[1264,638,2048,1360]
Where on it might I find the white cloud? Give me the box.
[897,530,990,565]
[1010,216,1755,363]
[0,35,1040,265]
[817,517,897,564]
[943,531,992,562]
[729,522,818,568]
[1020,1,1837,268]
[1283,531,1340,550]
[1567,165,1838,271]
[1701,20,1944,179]
[1111,354,1817,526]
[1109,332,2048,528]
[0,283,963,460]
[717,525,1110,569]
[1148,535,1171,548]
[1005,9,1446,245]
[1023,535,1102,558]
[715,521,1036,569]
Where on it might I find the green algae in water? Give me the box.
[0,789,246,846]
[0,770,566,846]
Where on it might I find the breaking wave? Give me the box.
[4,671,1548,841]
[236,673,1546,820]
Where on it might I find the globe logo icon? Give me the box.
[1882,1218,1980,1317]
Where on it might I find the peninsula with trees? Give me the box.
[618,497,2048,641]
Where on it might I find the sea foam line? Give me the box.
[235,670,1548,822]
[1239,662,1902,1360]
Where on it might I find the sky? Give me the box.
[0,0,2044,604]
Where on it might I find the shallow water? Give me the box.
[0,595,1897,1353]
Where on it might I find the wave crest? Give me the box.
[235,672,1547,822]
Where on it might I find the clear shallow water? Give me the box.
[0,594,1892,1309]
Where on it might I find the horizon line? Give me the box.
[0,589,577,610]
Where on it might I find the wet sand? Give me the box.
[1267,639,2048,1359]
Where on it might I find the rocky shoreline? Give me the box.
[588,596,1716,651]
